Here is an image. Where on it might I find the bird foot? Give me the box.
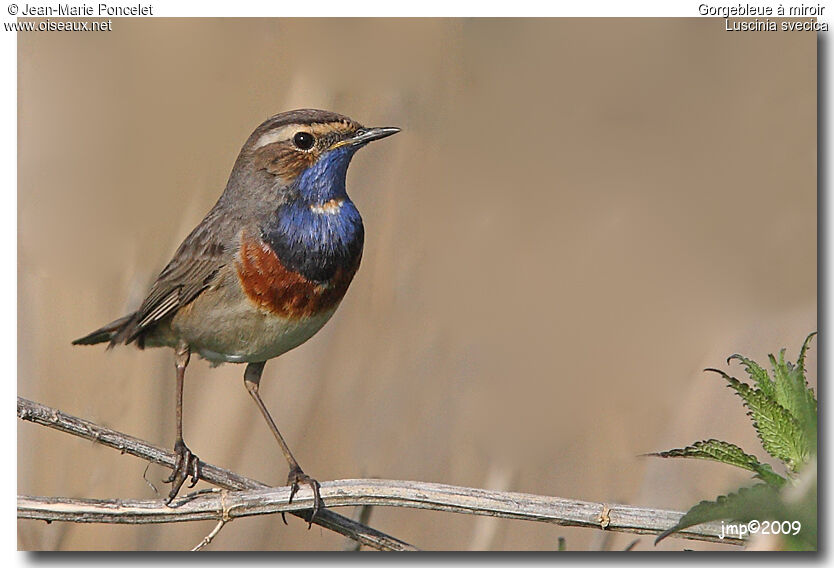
[164,439,201,505]
[282,467,322,528]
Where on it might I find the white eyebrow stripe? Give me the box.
[252,125,302,150]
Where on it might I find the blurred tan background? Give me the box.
[18,18,816,551]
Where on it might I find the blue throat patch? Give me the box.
[263,146,365,282]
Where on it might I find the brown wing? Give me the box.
[113,222,228,345]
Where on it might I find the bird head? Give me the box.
[234,109,399,205]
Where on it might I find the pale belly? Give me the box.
[195,312,336,363]
[161,274,340,364]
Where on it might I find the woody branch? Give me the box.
[17,397,743,548]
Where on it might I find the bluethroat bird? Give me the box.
[73,109,399,522]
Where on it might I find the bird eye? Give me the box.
[293,132,315,151]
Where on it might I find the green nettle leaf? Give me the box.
[770,353,804,428]
[727,353,775,399]
[653,335,817,548]
[648,440,786,488]
[789,334,818,446]
[767,341,817,456]
[706,368,809,471]
[795,332,817,377]
[655,484,781,544]
[796,334,819,441]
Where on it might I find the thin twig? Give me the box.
[17,396,744,547]
[191,489,233,551]
[191,519,227,551]
[18,479,743,545]
[17,396,415,551]
[343,505,374,551]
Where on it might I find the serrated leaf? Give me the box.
[727,353,775,399]
[649,439,786,488]
[655,484,781,544]
[786,370,818,455]
[706,368,808,471]
[795,332,817,376]
[791,333,818,450]
[768,340,817,459]
[770,350,799,421]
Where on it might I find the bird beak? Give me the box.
[332,126,401,150]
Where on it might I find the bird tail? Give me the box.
[71,313,137,347]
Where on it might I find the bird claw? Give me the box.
[164,439,201,505]
[281,468,322,528]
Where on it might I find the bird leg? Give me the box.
[244,361,322,527]
[164,342,201,504]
